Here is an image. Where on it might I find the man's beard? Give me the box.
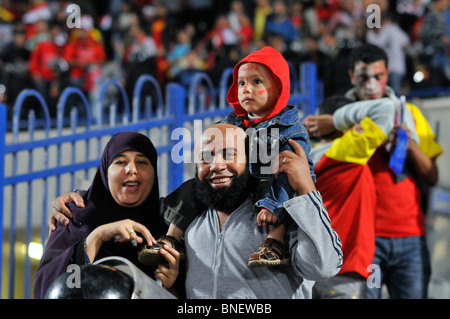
[195,168,257,213]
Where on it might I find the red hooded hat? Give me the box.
[226,46,290,127]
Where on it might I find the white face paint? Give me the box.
[350,60,389,100]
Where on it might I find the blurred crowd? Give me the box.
[0,0,449,117]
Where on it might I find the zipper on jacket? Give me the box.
[211,211,224,299]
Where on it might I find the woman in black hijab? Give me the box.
[34,132,171,299]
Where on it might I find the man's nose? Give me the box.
[210,154,226,171]
[366,76,379,88]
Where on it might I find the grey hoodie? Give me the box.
[184,191,343,299]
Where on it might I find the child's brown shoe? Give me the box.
[248,238,290,268]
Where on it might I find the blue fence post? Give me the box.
[132,74,164,122]
[96,79,131,127]
[0,103,7,298]
[288,61,300,94]
[188,72,216,113]
[56,87,92,199]
[219,67,233,109]
[167,83,186,193]
[300,62,318,116]
[56,87,92,131]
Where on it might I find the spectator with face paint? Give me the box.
[304,44,443,299]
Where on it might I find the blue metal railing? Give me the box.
[0,62,319,298]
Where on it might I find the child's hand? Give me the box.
[257,208,277,226]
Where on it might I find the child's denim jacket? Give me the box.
[223,105,316,221]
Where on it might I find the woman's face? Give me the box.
[107,151,155,207]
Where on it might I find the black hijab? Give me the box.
[34,132,167,298]
[72,131,164,231]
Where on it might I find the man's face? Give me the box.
[195,125,247,186]
[349,60,389,100]
[194,124,252,212]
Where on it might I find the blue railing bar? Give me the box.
[57,87,92,133]
[4,118,176,154]
[24,111,36,299]
[97,79,131,126]
[132,74,164,123]
[288,60,300,93]
[40,175,49,260]
[9,89,51,298]
[56,88,91,199]
[70,108,78,192]
[4,143,174,186]
[0,103,7,297]
[8,184,17,298]
[188,72,217,113]
[219,67,233,109]
[289,95,309,104]
[167,83,186,192]
[183,108,233,122]
[299,63,318,115]
[12,89,51,143]
[408,86,450,98]
[4,160,100,184]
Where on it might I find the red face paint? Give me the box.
[239,63,258,72]
[258,88,272,95]
[237,62,280,118]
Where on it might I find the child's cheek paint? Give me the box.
[258,88,271,95]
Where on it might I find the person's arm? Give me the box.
[304,98,420,144]
[402,104,444,186]
[332,98,395,135]
[333,98,420,144]
[275,140,343,280]
[84,219,155,262]
[394,124,439,186]
[326,116,389,165]
[34,219,90,298]
[49,191,85,231]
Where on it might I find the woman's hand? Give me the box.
[154,245,180,291]
[85,219,156,262]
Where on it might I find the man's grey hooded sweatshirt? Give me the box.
[184,191,343,299]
